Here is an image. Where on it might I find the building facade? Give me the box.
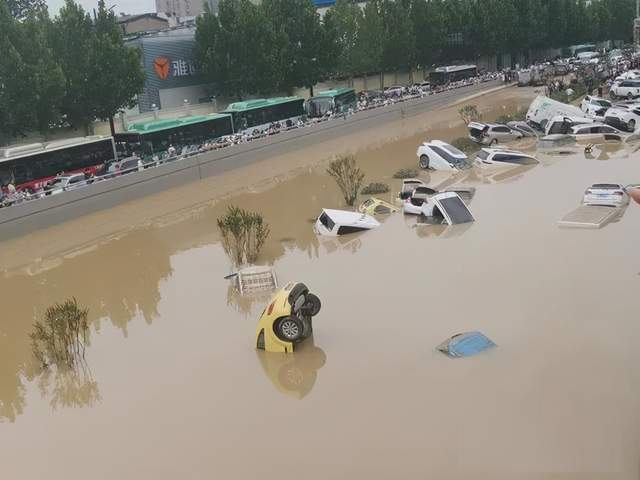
[117,13,169,35]
[155,0,220,18]
[127,28,211,113]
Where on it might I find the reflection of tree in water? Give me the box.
[225,284,273,318]
[0,229,173,422]
[26,361,101,412]
[0,374,25,423]
[26,299,101,412]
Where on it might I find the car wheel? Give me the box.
[628,119,636,132]
[302,293,321,317]
[275,316,304,342]
[419,155,430,169]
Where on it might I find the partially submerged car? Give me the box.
[314,209,380,236]
[580,95,612,117]
[420,192,475,225]
[474,148,538,167]
[558,183,630,229]
[402,185,476,215]
[416,140,469,171]
[582,183,630,207]
[604,104,640,132]
[568,123,626,143]
[437,331,496,358]
[558,205,624,229]
[358,197,399,215]
[536,134,577,150]
[467,122,523,145]
[544,115,594,136]
[507,121,538,137]
[255,282,321,353]
[398,178,427,199]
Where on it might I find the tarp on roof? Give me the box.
[437,331,496,358]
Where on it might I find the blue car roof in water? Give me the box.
[438,331,496,358]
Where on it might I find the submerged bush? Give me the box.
[495,110,526,124]
[327,154,365,206]
[361,182,390,195]
[30,298,89,371]
[451,137,478,154]
[393,168,419,179]
[218,205,270,265]
[458,104,481,124]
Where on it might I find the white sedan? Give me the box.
[416,140,469,171]
[582,183,629,207]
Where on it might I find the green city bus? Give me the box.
[222,97,306,131]
[113,113,233,157]
[306,87,357,118]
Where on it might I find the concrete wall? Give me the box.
[0,81,503,241]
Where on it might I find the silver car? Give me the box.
[468,122,523,145]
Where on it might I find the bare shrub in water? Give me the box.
[361,182,390,194]
[30,298,89,371]
[217,206,270,265]
[393,168,419,179]
[327,154,365,206]
[459,104,481,124]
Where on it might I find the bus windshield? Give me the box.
[307,97,334,118]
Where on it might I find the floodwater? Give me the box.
[3,89,640,479]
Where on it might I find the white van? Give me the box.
[526,96,587,130]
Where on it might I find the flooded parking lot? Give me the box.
[3,88,640,479]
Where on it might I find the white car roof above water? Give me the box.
[321,209,380,228]
[421,140,467,158]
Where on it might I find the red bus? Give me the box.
[0,136,116,192]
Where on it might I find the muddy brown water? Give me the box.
[3,88,640,479]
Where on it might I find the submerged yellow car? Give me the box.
[358,197,399,216]
[256,282,321,353]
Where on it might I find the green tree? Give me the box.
[6,0,45,19]
[324,0,362,79]
[195,0,279,98]
[321,0,361,80]
[262,0,323,94]
[380,0,415,81]
[90,0,145,135]
[0,0,34,143]
[15,8,65,136]
[194,4,221,86]
[51,0,95,134]
[353,0,383,77]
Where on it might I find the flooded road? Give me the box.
[3,88,640,479]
